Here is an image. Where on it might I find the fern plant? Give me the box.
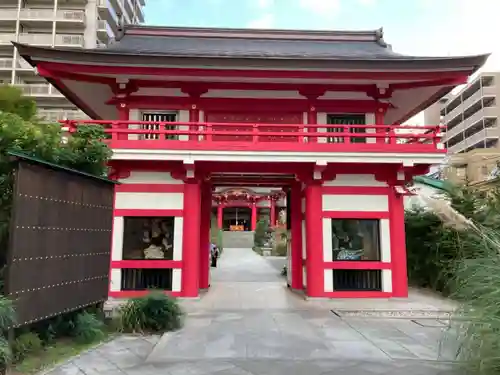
[119,292,184,333]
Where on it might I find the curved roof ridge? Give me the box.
[121,24,385,42]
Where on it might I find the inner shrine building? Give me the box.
[15,25,488,299]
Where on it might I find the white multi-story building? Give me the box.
[0,0,145,122]
[439,72,499,154]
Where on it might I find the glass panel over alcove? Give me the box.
[331,219,380,261]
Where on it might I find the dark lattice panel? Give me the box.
[5,161,114,327]
[326,114,367,144]
[121,269,173,291]
[332,270,382,291]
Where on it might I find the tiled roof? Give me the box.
[102,34,403,60]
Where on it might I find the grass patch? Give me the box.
[13,333,113,375]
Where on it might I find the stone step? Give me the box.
[222,231,254,248]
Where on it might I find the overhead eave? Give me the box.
[13,42,490,72]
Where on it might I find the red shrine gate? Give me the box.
[14,24,488,299]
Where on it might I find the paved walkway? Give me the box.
[46,248,463,375]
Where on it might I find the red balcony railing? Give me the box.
[60,120,445,153]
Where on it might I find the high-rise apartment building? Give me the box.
[0,0,145,122]
[423,72,500,185]
[439,72,499,154]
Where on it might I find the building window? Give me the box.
[326,114,366,144]
[331,219,380,261]
[141,112,177,140]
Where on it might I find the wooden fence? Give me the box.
[4,152,115,327]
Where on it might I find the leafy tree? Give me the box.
[0,85,36,121]
[0,85,111,271]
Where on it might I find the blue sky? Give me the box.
[144,0,498,68]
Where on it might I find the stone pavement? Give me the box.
[45,248,463,375]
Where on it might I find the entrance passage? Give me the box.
[211,247,287,283]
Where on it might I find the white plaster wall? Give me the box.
[322,194,388,212]
[173,217,184,261]
[111,217,124,261]
[382,270,392,292]
[322,218,333,262]
[124,109,143,140]
[178,110,189,141]
[128,109,141,140]
[317,112,327,143]
[323,174,387,187]
[119,171,183,184]
[110,269,121,292]
[379,219,391,262]
[115,192,184,210]
[365,113,376,144]
[324,270,333,292]
[172,269,182,292]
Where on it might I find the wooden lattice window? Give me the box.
[141,112,177,140]
[326,114,366,144]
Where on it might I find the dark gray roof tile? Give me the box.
[100,35,404,60]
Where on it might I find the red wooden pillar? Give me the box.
[217,204,224,229]
[307,106,317,143]
[181,180,201,297]
[116,103,129,140]
[304,181,323,297]
[189,104,200,141]
[290,182,303,289]
[389,188,408,297]
[251,202,257,231]
[375,108,385,144]
[270,198,276,227]
[199,182,212,289]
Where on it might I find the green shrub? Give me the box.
[0,296,15,330]
[12,332,42,362]
[254,219,269,247]
[71,312,105,344]
[119,292,184,333]
[274,243,288,256]
[0,336,11,369]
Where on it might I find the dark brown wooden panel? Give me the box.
[5,159,115,327]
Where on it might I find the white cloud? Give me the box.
[256,0,274,8]
[298,0,340,16]
[247,13,274,29]
[357,0,376,5]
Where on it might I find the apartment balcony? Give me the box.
[0,58,34,72]
[97,20,112,43]
[0,9,85,27]
[448,127,499,154]
[16,83,64,98]
[442,85,497,125]
[18,33,84,47]
[38,109,88,122]
[442,102,464,125]
[61,121,445,155]
[444,106,497,143]
[97,0,119,34]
